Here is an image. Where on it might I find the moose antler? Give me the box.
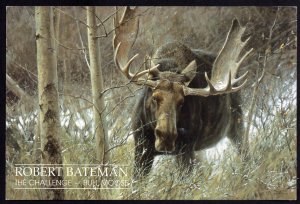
[113,6,159,87]
[183,19,253,97]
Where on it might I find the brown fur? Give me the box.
[132,42,247,180]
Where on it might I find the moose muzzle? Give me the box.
[154,112,178,152]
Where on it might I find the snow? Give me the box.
[75,117,85,130]
[205,137,231,161]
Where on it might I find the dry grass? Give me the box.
[6,105,296,200]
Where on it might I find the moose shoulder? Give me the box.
[113,7,252,180]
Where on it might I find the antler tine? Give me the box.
[132,64,160,81]
[114,42,138,79]
[237,48,253,68]
[183,18,253,97]
[183,75,248,96]
[231,78,248,92]
[225,70,232,91]
[240,35,251,48]
[204,72,217,93]
[113,7,161,87]
[114,34,160,84]
[232,71,248,86]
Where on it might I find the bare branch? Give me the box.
[6,54,38,84]
[52,6,89,27]
[244,8,280,150]
[73,7,90,69]
[52,35,86,51]
[95,7,151,38]
[6,74,32,103]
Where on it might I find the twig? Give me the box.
[94,7,151,38]
[244,7,280,153]
[7,55,38,84]
[83,6,108,37]
[97,8,122,26]
[73,7,90,69]
[60,92,102,118]
[105,94,136,117]
[52,35,86,51]
[6,74,32,101]
[101,82,131,95]
[105,119,158,154]
[104,133,131,153]
[52,6,89,27]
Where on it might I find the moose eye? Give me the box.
[152,95,161,105]
[152,97,158,104]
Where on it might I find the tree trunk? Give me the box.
[87,6,108,165]
[35,6,64,200]
[87,6,110,199]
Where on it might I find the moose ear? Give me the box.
[181,60,197,86]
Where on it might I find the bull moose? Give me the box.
[113,7,252,180]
